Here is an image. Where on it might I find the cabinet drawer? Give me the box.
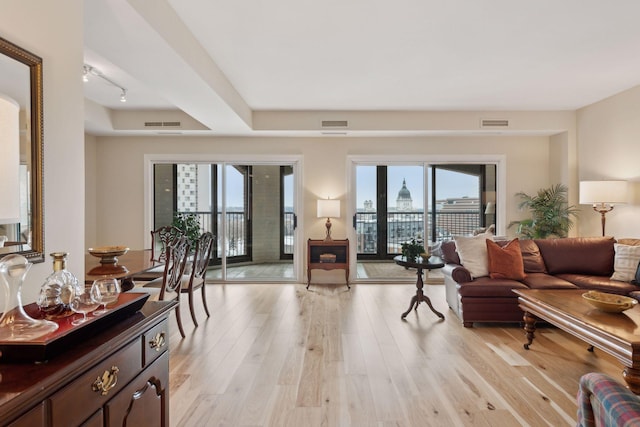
[104,351,169,427]
[7,402,45,427]
[49,339,142,427]
[142,319,169,366]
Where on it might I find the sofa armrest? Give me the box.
[442,264,473,284]
[577,372,640,427]
[442,263,472,320]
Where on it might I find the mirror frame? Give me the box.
[0,36,44,263]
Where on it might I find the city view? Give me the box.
[355,168,483,254]
[168,164,489,259]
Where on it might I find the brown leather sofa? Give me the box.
[441,236,640,327]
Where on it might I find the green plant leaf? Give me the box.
[510,184,578,239]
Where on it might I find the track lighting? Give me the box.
[83,64,128,103]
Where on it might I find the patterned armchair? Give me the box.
[577,373,640,427]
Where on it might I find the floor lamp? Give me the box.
[579,180,628,236]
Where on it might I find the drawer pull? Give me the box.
[149,331,166,352]
[92,366,119,396]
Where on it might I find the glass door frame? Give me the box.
[348,154,506,283]
[144,154,304,283]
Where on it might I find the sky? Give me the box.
[215,164,479,209]
[357,165,479,209]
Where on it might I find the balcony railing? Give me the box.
[182,210,476,258]
[355,210,481,254]
[179,210,296,258]
[179,210,247,258]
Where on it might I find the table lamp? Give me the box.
[579,180,628,236]
[317,199,340,241]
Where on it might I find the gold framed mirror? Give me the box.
[0,36,44,263]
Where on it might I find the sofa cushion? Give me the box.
[556,274,639,294]
[457,277,528,298]
[520,273,578,289]
[486,239,525,280]
[611,243,640,282]
[440,240,460,265]
[518,239,547,273]
[454,234,494,279]
[535,237,615,276]
[617,238,640,246]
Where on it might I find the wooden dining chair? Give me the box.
[180,232,215,327]
[150,225,183,262]
[135,225,183,282]
[140,235,190,338]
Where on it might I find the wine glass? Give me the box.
[92,278,121,315]
[70,282,101,326]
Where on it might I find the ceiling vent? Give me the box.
[480,119,509,128]
[144,121,182,127]
[321,120,348,128]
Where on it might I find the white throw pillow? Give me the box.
[611,243,640,282]
[454,233,494,279]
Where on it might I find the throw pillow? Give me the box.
[486,238,526,280]
[453,233,494,279]
[518,239,547,273]
[611,243,640,282]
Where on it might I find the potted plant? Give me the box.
[401,237,426,262]
[171,212,201,248]
[508,183,579,239]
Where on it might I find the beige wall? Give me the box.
[1,1,85,302]
[85,133,98,247]
[89,134,555,278]
[577,84,640,238]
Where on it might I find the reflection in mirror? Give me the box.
[0,36,44,262]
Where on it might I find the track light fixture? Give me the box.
[83,64,128,103]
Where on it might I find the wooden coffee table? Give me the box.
[513,289,640,393]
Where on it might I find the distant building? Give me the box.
[437,196,480,211]
[355,180,483,253]
[396,179,413,211]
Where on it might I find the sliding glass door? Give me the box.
[354,161,497,281]
[427,164,497,244]
[152,161,297,281]
[356,165,425,260]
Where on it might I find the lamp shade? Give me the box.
[317,199,340,218]
[579,181,628,204]
[484,201,495,215]
[0,94,20,225]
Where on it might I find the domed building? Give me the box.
[396,179,413,211]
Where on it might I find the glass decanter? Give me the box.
[0,254,58,341]
[37,252,82,319]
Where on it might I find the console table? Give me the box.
[307,239,349,289]
[0,300,177,426]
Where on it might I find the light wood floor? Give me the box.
[168,283,622,426]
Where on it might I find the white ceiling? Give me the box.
[83,0,640,135]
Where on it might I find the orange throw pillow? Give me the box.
[486,238,526,280]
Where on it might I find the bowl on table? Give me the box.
[88,246,129,265]
[582,291,638,313]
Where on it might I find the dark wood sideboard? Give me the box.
[307,238,349,289]
[0,300,177,426]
